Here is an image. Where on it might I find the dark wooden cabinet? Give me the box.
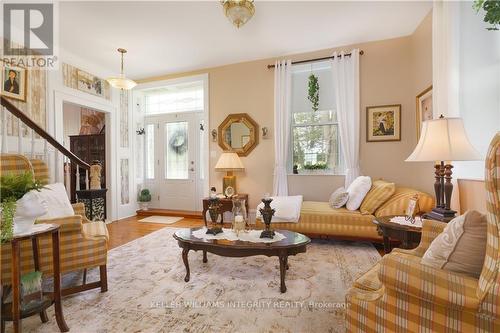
[69,134,106,203]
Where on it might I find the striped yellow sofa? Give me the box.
[346,132,500,332]
[0,154,109,296]
[256,186,434,241]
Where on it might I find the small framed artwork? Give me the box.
[405,194,420,218]
[366,104,401,142]
[1,64,27,101]
[416,86,433,139]
[77,69,105,97]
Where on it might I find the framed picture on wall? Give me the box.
[1,63,27,101]
[366,104,401,142]
[416,85,433,139]
[77,69,105,97]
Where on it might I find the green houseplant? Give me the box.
[308,74,320,112]
[474,0,500,30]
[0,172,44,243]
[138,189,152,211]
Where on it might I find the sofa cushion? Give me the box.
[360,180,396,215]
[421,210,487,278]
[374,187,434,217]
[346,176,372,211]
[329,187,349,209]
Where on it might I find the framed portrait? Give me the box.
[366,104,401,142]
[77,69,105,97]
[416,86,432,139]
[1,64,27,101]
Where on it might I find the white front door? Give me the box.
[145,112,203,211]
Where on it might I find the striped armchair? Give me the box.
[346,132,500,332]
[0,154,109,296]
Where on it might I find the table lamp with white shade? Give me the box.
[406,116,481,222]
[215,152,245,197]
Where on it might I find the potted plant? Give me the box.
[301,163,329,174]
[0,172,45,242]
[138,189,152,211]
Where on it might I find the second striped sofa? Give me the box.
[256,185,434,241]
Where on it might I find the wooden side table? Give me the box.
[1,224,69,333]
[373,216,422,254]
[202,194,249,226]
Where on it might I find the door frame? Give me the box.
[134,73,210,212]
[53,89,117,221]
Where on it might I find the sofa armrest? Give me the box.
[36,215,83,233]
[379,252,479,311]
[72,203,92,224]
[408,219,447,256]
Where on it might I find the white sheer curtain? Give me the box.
[332,49,361,187]
[433,0,460,118]
[273,60,292,196]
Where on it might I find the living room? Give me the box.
[0,1,499,332]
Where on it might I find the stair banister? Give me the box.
[0,96,90,170]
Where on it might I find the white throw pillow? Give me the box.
[329,187,349,209]
[32,183,74,219]
[345,176,372,211]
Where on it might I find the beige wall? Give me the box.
[458,179,487,214]
[139,12,434,209]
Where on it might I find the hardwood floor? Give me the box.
[107,216,386,255]
[106,216,204,249]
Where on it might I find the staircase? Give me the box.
[0,96,94,198]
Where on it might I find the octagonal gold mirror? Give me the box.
[218,113,259,156]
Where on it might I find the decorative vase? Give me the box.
[206,197,223,235]
[13,192,47,234]
[232,197,247,235]
[139,201,150,211]
[259,197,275,239]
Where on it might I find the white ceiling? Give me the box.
[60,1,432,80]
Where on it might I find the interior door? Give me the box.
[157,113,199,211]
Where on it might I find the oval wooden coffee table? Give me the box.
[173,228,311,293]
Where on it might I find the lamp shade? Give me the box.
[107,74,137,90]
[215,152,245,171]
[406,117,481,162]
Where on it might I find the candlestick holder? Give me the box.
[206,197,223,235]
[259,197,275,238]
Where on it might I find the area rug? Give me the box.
[14,228,381,333]
[138,216,183,224]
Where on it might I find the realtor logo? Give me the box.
[3,3,54,56]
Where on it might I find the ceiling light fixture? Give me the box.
[107,48,137,90]
[222,0,255,28]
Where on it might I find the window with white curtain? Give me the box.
[290,60,344,174]
[144,80,204,115]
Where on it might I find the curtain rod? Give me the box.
[267,50,364,69]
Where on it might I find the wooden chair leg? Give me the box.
[82,269,87,285]
[39,310,48,323]
[1,318,5,333]
[99,265,108,293]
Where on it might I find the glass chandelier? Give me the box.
[222,0,255,28]
[107,48,137,90]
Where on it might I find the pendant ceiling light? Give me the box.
[222,0,255,28]
[107,48,137,90]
